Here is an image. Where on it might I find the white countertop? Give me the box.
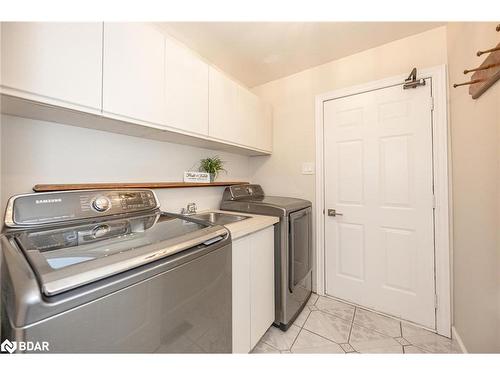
[198,209,279,240]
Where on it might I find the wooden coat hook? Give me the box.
[477,45,500,57]
[453,79,484,88]
[464,62,500,74]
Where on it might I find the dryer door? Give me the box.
[289,207,312,291]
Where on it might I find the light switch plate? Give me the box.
[301,162,315,175]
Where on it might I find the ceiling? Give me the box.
[158,22,444,88]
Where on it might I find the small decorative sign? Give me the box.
[183,171,210,183]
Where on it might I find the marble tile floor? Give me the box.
[252,293,462,354]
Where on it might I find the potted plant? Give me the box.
[199,156,226,182]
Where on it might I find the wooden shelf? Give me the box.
[33,181,249,192]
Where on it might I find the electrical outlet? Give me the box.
[301,162,315,175]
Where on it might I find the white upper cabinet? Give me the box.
[165,36,209,136]
[103,23,165,125]
[208,67,241,144]
[0,22,103,110]
[209,66,272,152]
[238,87,260,149]
[257,101,273,152]
[1,22,272,155]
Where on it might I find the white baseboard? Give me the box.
[452,326,468,353]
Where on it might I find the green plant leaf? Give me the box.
[199,156,227,177]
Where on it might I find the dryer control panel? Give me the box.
[5,190,160,228]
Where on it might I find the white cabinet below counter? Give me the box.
[232,226,275,353]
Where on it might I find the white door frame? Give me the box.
[314,65,451,337]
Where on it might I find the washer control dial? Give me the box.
[92,196,111,212]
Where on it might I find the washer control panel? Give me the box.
[6,189,160,227]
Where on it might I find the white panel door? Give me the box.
[165,36,209,136]
[1,22,102,110]
[103,23,165,125]
[324,81,436,329]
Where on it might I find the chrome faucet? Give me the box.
[181,202,197,215]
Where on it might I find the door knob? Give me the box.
[327,209,343,217]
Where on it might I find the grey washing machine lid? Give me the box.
[12,212,228,296]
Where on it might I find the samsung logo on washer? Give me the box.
[1,339,50,353]
[35,198,62,204]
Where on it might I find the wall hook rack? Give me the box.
[453,24,500,99]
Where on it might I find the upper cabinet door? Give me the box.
[208,67,241,144]
[238,87,260,149]
[103,23,165,125]
[236,85,273,152]
[1,22,103,110]
[256,101,273,152]
[165,37,209,136]
[209,66,272,152]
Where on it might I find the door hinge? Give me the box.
[429,96,434,111]
[432,194,437,209]
[434,294,439,309]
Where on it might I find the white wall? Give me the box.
[250,26,449,290]
[447,22,500,353]
[250,26,448,200]
[0,115,252,213]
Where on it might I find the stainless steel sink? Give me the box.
[191,212,250,225]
